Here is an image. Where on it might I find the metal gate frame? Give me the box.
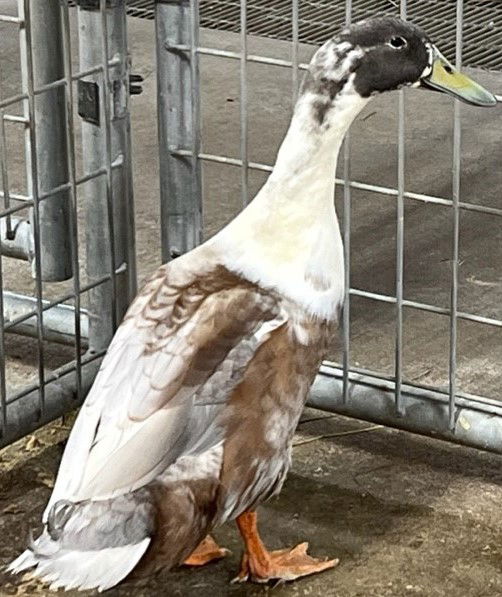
[1,0,501,453]
[0,0,136,447]
[155,0,502,453]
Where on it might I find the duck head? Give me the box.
[303,16,497,127]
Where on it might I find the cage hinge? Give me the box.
[76,0,121,9]
[77,80,100,126]
[129,73,144,95]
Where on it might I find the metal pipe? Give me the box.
[28,0,72,281]
[239,0,248,206]
[60,0,83,400]
[0,355,101,449]
[167,148,502,218]
[0,217,33,261]
[449,0,464,430]
[3,291,89,346]
[341,0,352,405]
[395,0,407,415]
[78,0,135,352]
[291,0,299,106]
[19,0,46,417]
[307,364,502,455]
[156,0,202,261]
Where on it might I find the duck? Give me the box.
[9,16,496,592]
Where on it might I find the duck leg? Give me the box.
[233,511,338,583]
[183,535,230,567]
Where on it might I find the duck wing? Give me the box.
[44,252,283,519]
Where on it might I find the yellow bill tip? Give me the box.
[421,54,497,108]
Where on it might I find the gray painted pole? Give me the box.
[78,0,136,352]
[0,357,101,449]
[156,0,203,262]
[3,291,89,346]
[0,217,33,261]
[308,364,502,454]
[28,0,72,281]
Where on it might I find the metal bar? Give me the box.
[0,209,5,437]
[3,291,89,346]
[449,0,463,430]
[99,0,136,320]
[78,0,134,352]
[350,287,502,329]
[0,201,33,219]
[239,0,248,206]
[99,0,119,334]
[61,0,82,400]
[156,0,202,261]
[189,0,202,244]
[0,157,124,210]
[0,14,23,24]
[4,274,112,332]
[29,0,72,281]
[19,0,46,418]
[3,114,28,124]
[0,190,30,203]
[395,0,407,415]
[291,0,299,106]
[0,217,32,260]
[162,43,310,70]
[0,57,122,110]
[168,148,502,218]
[342,0,352,404]
[307,364,502,455]
[0,110,13,239]
[0,82,7,435]
[0,355,102,448]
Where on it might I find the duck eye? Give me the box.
[389,36,407,49]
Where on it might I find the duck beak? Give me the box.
[420,48,497,107]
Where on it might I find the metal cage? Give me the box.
[1,0,501,454]
[0,0,136,447]
[156,0,502,453]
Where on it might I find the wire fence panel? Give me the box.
[157,0,502,453]
[0,0,136,448]
[1,0,501,455]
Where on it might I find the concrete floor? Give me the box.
[1,4,502,596]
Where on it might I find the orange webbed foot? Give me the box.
[232,541,339,584]
[183,535,230,567]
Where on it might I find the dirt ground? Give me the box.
[1,4,502,597]
[2,410,502,597]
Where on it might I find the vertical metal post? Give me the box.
[60,1,83,400]
[0,113,7,434]
[28,0,73,281]
[19,0,46,418]
[156,0,202,262]
[239,0,248,206]
[341,0,352,404]
[78,0,136,352]
[291,0,299,107]
[395,0,407,416]
[450,0,464,430]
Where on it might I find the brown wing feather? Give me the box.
[45,253,282,514]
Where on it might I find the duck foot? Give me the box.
[183,535,230,567]
[232,541,338,583]
[233,511,338,584]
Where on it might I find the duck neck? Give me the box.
[211,78,370,318]
[226,82,369,234]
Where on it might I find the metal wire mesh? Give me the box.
[124,0,502,71]
[0,0,135,447]
[1,0,501,454]
[157,0,502,451]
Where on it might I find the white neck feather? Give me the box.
[210,76,370,320]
